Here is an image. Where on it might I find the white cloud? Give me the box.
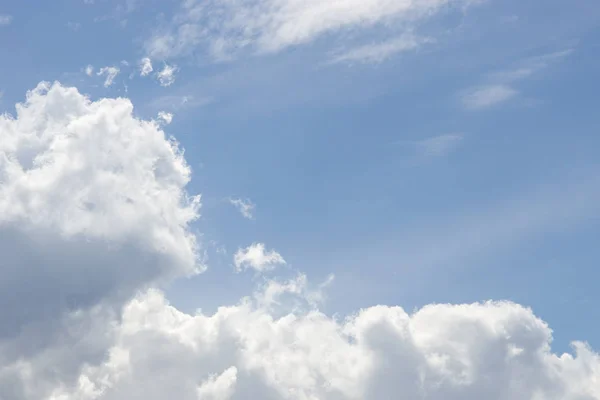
[157,111,173,125]
[460,49,572,110]
[329,34,430,65]
[46,287,600,400]
[1,83,599,400]
[85,64,94,76]
[229,198,255,219]
[157,63,178,87]
[490,49,573,82]
[461,84,518,110]
[415,133,464,157]
[197,367,238,400]
[139,57,153,76]
[146,0,481,60]
[0,14,12,26]
[234,243,286,273]
[97,66,121,87]
[0,83,201,350]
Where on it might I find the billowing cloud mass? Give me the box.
[234,243,285,273]
[46,288,600,400]
[146,0,481,60]
[0,82,200,370]
[0,84,599,400]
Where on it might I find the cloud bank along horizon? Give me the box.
[0,82,598,399]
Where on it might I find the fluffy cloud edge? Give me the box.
[45,284,600,400]
[234,243,286,273]
[2,82,599,400]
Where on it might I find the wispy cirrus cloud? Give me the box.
[460,48,573,110]
[461,84,518,110]
[489,49,574,82]
[388,169,600,273]
[0,14,12,26]
[415,133,464,157]
[148,93,212,112]
[328,34,431,65]
[145,0,483,61]
[229,198,255,220]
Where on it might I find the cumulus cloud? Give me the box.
[97,66,121,87]
[145,0,481,60]
[0,82,202,398]
[229,198,255,219]
[197,367,238,400]
[140,57,153,76]
[0,81,200,348]
[157,63,178,87]
[1,83,600,400]
[46,288,600,400]
[234,243,286,273]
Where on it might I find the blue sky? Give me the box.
[1,1,600,397]
[2,0,600,342]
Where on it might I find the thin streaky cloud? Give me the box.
[460,48,573,110]
[490,49,574,82]
[148,94,213,112]
[229,198,255,220]
[461,84,518,110]
[415,134,464,157]
[328,35,430,65]
[145,0,482,60]
[388,170,600,273]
